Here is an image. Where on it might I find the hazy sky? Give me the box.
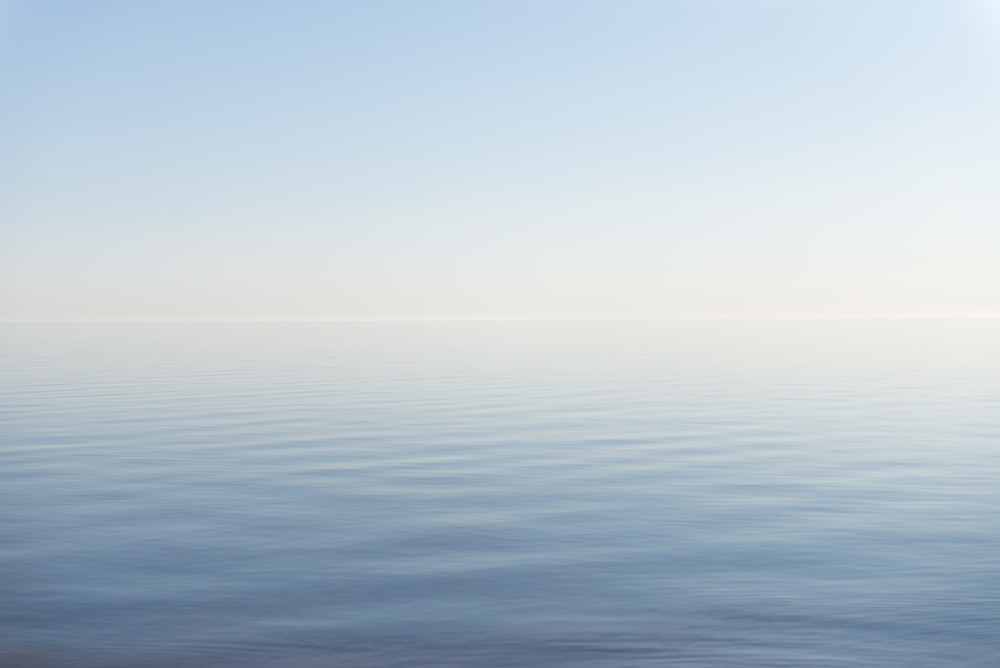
[3,0,999,322]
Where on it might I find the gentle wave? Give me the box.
[2,321,998,667]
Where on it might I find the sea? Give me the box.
[1,319,998,667]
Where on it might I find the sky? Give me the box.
[2,0,999,322]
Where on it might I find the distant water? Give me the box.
[2,320,998,668]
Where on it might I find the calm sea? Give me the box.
[1,320,998,667]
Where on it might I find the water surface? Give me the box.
[2,320,998,667]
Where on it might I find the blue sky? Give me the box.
[3,0,998,321]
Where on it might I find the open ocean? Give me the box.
[1,320,998,667]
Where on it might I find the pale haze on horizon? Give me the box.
[2,0,999,322]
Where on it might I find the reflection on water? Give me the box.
[1,320,998,667]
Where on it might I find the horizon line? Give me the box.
[2,315,999,325]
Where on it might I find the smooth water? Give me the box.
[2,320,998,667]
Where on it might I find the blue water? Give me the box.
[2,320,998,667]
